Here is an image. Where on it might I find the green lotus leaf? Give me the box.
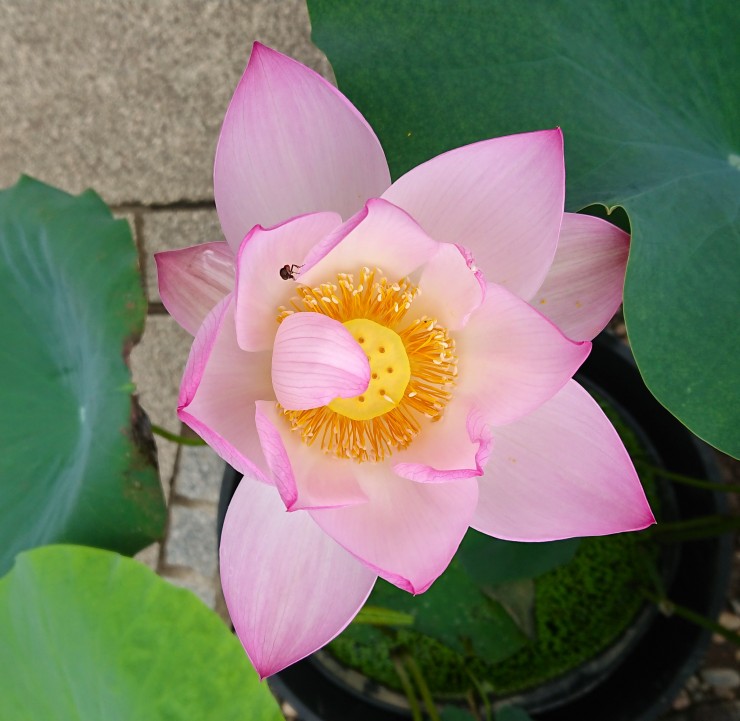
[0,177,166,573]
[0,545,283,721]
[309,0,740,457]
[359,551,527,663]
[457,531,580,586]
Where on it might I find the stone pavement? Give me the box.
[2,0,327,616]
[1,2,737,719]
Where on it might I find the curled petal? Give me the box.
[299,198,439,287]
[271,313,370,410]
[220,477,376,678]
[234,211,342,352]
[254,400,367,511]
[530,213,629,341]
[382,129,564,299]
[472,380,655,541]
[310,467,479,593]
[413,242,485,330]
[393,399,491,482]
[214,43,390,253]
[178,295,272,480]
[254,401,298,509]
[155,242,234,335]
[297,204,369,277]
[457,282,591,426]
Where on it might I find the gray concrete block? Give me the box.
[134,542,161,571]
[130,314,193,493]
[164,503,218,578]
[141,207,222,303]
[162,571,218,610]
[175,445,225,504]
[0,0,330,205]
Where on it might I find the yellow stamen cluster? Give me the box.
[277,267,457,462]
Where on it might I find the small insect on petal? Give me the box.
[280,263,303,280]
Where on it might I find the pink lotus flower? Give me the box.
[156,43,654,678]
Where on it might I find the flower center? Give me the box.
[328,318,411,421]
[277,267,457,462]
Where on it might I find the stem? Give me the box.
[404,654,441,721]
[150,424,206,446]
[352,606,415,627]
[643,590,740,646]
[634,460,740,493]
[465,670,490,721]
[392,654,423,721]
[645,514,740,542]
[637,544,667,597]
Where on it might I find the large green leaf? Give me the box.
[484,579,536,640]
[0,545,283,721]
[364,553,527,663]
[457,530,579,586]
[0,177,166,573]
[309,0,740,457]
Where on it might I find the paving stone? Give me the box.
[702,669,740,691]
[129,314,193,494]
[133,542,161,571]
[281,701,299,720]
[164,503,218,578]
[141,207,222,303]
[719,611,740,632]
[0,0,330,204]
[673,690,692,711]
[175,445,225,504]
[162,572,218,610]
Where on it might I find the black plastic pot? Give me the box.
[218,332,733,721]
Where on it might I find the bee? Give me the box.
[279,263,303,281]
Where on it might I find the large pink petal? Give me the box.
[254,401,368,511]
[220,477,376,678]
[412,242,485,330]
[178,295,272,480]
[382,129,564,299]
[472,380,655,541]
[214,43,390,253]
[310,468,479,593]
[234,211,342,352]
[298,198,439,288]
[271,312,370,410]
[155,242,234,335]
[456,282,590,426]
[529,213,629,341]
[393,397,491,482]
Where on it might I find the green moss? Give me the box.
[486,531,658,693]
[328,391,661,697]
